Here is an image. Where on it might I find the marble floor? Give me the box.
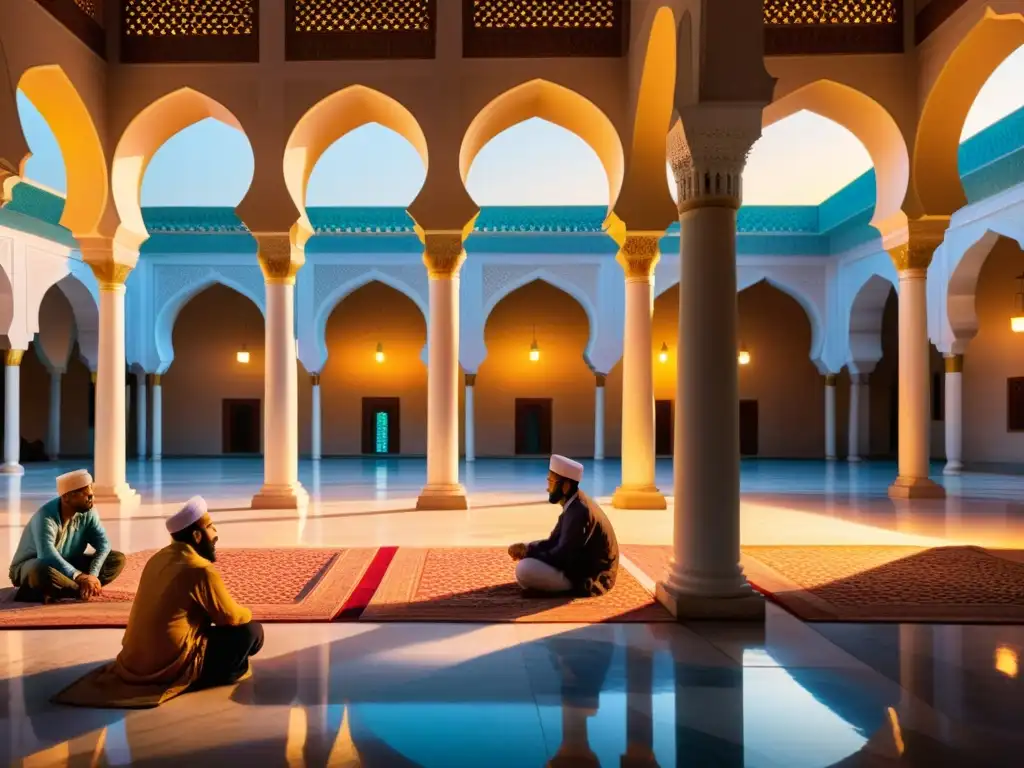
[3,458,1024,766]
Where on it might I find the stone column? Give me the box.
[252,234,308,510]
[657,111,765,620]
[887,225,946,499]
[824,373,837,460]
[135,372,147,459]
[310,373,322,461]
[81,242,139,508]
[847,373,868,462]
[47,369,62,460]
[594,372,606,461]
[1,350,24,475]
[149,374,162,461]
[944,354,963,475]
[612,234,665,510]
[417,233,468,510]
[464,372,476,462]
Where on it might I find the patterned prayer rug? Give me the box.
[622,544,1024,623]
[360,547,673,622]
[0,548,381,628]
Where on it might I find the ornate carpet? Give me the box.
[360,547,673,622]
[623,544,1024,623]
[0,548,381,628]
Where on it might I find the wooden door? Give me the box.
[655,400,673,456]
[515,398,552,455]
[362,397,400,454]
[222,399,261,454]
[739,399,758,456]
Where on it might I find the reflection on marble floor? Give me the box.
[4,458,1024,765]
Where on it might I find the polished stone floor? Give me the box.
[2,458,1024,766]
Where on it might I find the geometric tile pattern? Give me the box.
[472,0,616,29]
[122,0,256,36]
[292,0,431,31]
[763,0,897,25]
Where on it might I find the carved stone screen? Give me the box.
[463,0,628,58]
[763,0,904,55]
[286,0,436,60]
[120,0,260,63]
[33,0,106,57]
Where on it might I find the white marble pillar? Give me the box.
[658,117,764,620]
[135,372,147,459]
[847,373,866,462]
[464,372,476,462]
[824,374,837,460]
[612,234,665,509]
[149,374,162,461]
[311,373,322,461]
[418,234,468,510]
[594,372,606,461]
[888,242,945,499]
[252,236,307,509]
[1,350,24,475]
[944,354,963,475]
[47,369,62,461]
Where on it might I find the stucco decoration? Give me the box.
[311,265,429,369]
[153,265,265,371]
[764,79,910,237]
[915,9,1024,217]
[460,79,624,213]
[113,87,253,247]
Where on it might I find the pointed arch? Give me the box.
[314,271,428,365]
[915,9,1024,216]
[113,88,252,245]
[17,66,108,236]
[764,80,909,228]
[947,226,1024,346]
[848,273,896,373]
[52,271,99,370]
[154,272,266,371]
[460,80,624,214]
[737,274,826,364]
[285,86,428,239]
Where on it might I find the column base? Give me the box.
[943,461,963,476]
[888,476,946,499]
[251,483,309,510]
[826,455,837,462]
[848,455,862,463]
[416,483,469,510]
[0,462,24,476]
[93,484,140,512]
[611,486,667,510]
[655,581,765,621]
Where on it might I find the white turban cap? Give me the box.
[549,455,584,482]
[166,496,209,534]
[56,469,93,496]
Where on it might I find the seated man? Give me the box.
[9,469,125,603]
[54,496,264,708]
[508,455,619,597]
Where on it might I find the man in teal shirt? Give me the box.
[8,469,125,603]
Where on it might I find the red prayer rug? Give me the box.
[0,548,381,628]
[360,546,673,622]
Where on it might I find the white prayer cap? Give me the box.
[549,455,583,482]
[166,496,209,534]
[56,469,93,496]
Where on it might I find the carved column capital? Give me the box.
[616,233,661,280]
[422,232,466,279]
[310,373,321,386]
[255,233,304,285]
[667,106,763,215]
[147,373,162,386]
[0,163,17,204]
[465,373,477,387]
[945,354,963,374]
[824,373,837,387]
[78,237,139,291]
[884,216,949,273]
[595,373,607,387]
[5,349,24,366]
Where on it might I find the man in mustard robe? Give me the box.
[54,496,264,708]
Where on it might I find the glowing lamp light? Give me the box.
[659,342,669,364]
[375,342,385,364]
[236,345,250,364]
[996,644,1019,678]
[738,348,751,366]
[529,325,540,362]
[1012,273,1024,333]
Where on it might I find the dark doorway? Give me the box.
[515,398,552,455]
[362,397,400,455]
[739,399,758,456]
[655,400,673,456]
[222,399,261,454]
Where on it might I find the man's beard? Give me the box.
[194,537,217,562]
[548,486,567,505]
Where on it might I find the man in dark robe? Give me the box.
[508,455,619,597]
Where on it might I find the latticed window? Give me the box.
[291,0,431,33]
[122,0,256,37]
[73,0,103,23]
[285,0,436,59]
[471,0,617,29]
[763,0,898,25]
